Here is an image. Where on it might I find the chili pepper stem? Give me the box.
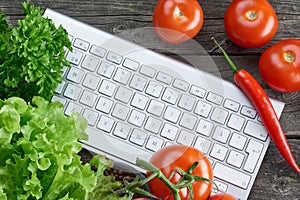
[211,37,239,73]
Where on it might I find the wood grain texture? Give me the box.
[1,0,299,199]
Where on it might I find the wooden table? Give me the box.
[1,0,299,199]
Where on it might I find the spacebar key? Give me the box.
[214,163,251,189]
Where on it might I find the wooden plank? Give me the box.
[1,1,299,199]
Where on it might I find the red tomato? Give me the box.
[152,0,204,44]
[210,193,238,200]
[259,39,300,93]
[224,0,278,48]
[147,145,213,200]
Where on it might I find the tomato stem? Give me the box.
[246,10,258,21]
[135,158,213,200]
[178,11,184,17]
[136,158,181,199]
[211,37,239,74]
[283,52,295,63]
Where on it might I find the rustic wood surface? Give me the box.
[1,0,299,199]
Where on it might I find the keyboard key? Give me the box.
[130,93,149,110]
[173,78,189,91]
[65,102,83,116]
[212,180,228,194]
[190,85,206,98]
[55,81,65,94]
[97,115,115,133]
[161,123,178,141]
[113,68,131,85]
[68,34,74,42]
[178,94,196,111]
[241,106,257,119]
[113,122,131,139]
[179,112,197,130]
[164,106,181,123]
[66,67,85,83]
[145,81,163,98]
[194,100,212,118]
[114,86,133,103]
[144,116,162,134]
[227,113,245,131]
[227,150,245,168]
[123,58,139,71]
[214,163,251,189]
[112,103,130,120]
[146,135,164,152]
[224,99,240,112]
[207,92,223,105]
[130,129,147,146]
[66,49,83,65]
[156,72,172,84]
[196,119,214,136]
[244,139,264,173]
[229,132,247,150]
[244,121,268,141]
[98,61,115,78]
[51,95,66,105]
[210,143,228,161]
[212,126,230,144]
[211,107,229,124]
[62,66,69,77]
[80,90,98,107]
[82,108,98,126]
[128,110,146,127]
[64,84,82,100]
[194,136,211,154]
[177,130,195,146]
[95,96,113,114]
[139,65,156,78]
[73,38,89,51]
[99,79,116,97]
[106,51,123,64]
[82,73,100,90]
[81,54,100,72]
[90,45,106,58]
[162,87,180,104]
[147,100,164,117]
[129,74,147,91]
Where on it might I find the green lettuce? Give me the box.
[0,96,130,200]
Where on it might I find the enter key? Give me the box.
[244,139,264,173]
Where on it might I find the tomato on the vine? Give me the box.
[209,193,238,200]
[146,145,213,200]
[259,39,300,93]
[224,0,278,48]
[152,0,204,44]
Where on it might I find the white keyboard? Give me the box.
[44,9,285,200]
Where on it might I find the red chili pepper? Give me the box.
[212,37,300,174]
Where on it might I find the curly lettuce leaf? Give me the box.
[0,96,94,200]
[0,96,132,200]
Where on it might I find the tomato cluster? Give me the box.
[134,145,237,200]
[152,0,300,93]
[147,145,213,200]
